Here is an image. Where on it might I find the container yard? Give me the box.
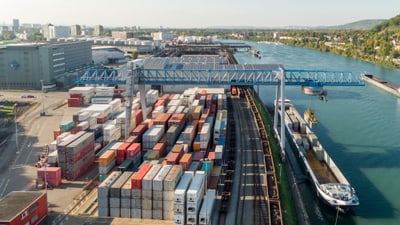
[35,84,230,224]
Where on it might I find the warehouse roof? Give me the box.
[0,191,45,221]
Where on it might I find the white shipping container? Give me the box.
[163,190,175,201]
[142,189,152,200]
[198,189,216,225]
[121,198,130,208]
[153,190,163,201]
[142,164,162,190]
[164,165,183,191]
[142,199,152,210]
[153,165,172,191]
[120,208,130,218]
[187,171,205,203]
[131,198,142,209]
[153,209,163,220]
[174,171,194,204]
[142,209,152,219]
[109,197,120,208]
[98,207,108,217]
[98,171,122,199]
[153,200,163,210]
[110,207,120,217]
[174,214,185,225]
[131,208,141,218]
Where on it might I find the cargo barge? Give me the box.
[361,73,400,97]
[277,100,359,213]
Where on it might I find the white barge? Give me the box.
[361,73,400,97]
[278,100,359,212]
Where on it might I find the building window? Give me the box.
[30,202,38,212]
[30,214,39,223]
[21,210,29,220]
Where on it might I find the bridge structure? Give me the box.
[75,57,364,159]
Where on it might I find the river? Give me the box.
[232,40,400,225]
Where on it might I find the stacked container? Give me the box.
[131,164,153,218]
[152,165,172,219]
[98,150,116,181]
[186,171,205,225]
[142,125,165,150]
[198,189,216,225]
[174,171,194,225]
[109,172,133,217]
[142,164,162,219]
[98,171,122,216]
[163,165,183,220]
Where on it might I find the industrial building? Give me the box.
[112,31,134,39]
[0,191,48,225]
[0,40,92,90]
[71,24,82,36]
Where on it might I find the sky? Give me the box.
[1,0,399,28]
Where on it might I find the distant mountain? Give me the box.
[207,19,386,30]
[327,19,386,30]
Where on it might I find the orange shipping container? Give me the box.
[171,144,184,158]
[135,110,143,126]
[131,164,153,189]
[126,135,140,143]
[179,153,192,171]
[152,142,166,157]
[53,128,62,140]
[207,151,216,160]
[98,150,116,166]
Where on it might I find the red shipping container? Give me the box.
[131,164,153,189]
[127,143,141,157]
[153,142,166,157]
[167,152,180,165]
[160,93,170,101]
[37,167,62,180]
[53,128,62,140]
[114,88,125,94]
[117,142,131,158]
[179,153,192,171]
[207,176,219,189]
[154,99,166,109]
[70,93,83,98]
[131,124,148,136]
[135,110,143,126]
[192,151,205,161]
[191,120,199,131]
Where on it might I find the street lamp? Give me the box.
[278,163,282,184]
[14,103,19,154]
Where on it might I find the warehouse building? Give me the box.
[0,191,48,225]
[0,40,92,90]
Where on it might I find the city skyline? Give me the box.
[1,0,399,28]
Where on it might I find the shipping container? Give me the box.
[174,171,194,205]
[131,164,153,189]
[198,189,216,225]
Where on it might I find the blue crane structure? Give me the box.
[75,57,364,159]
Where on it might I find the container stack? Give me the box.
[109,172,133,217]
[198,189,216,225]
[98,150,116,181]
[131,164,153,218]
[186,171,205,225]
[142,164,162,219]
[56,131,94,180]
[37,166,62,187]
[98,171,122,216]
[142,125,165,150]
[174,171,194,225]
[68,86,95,106]
[120,173,133,218]
[152,165,172,219]
[163,165,183,220]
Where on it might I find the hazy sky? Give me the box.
[1,0,399,28]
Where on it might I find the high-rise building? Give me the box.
[42,23,52,40]
[49,26,70,39]
[71,24,81,36]
[94,25,103,36]
[12,19,19,33]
